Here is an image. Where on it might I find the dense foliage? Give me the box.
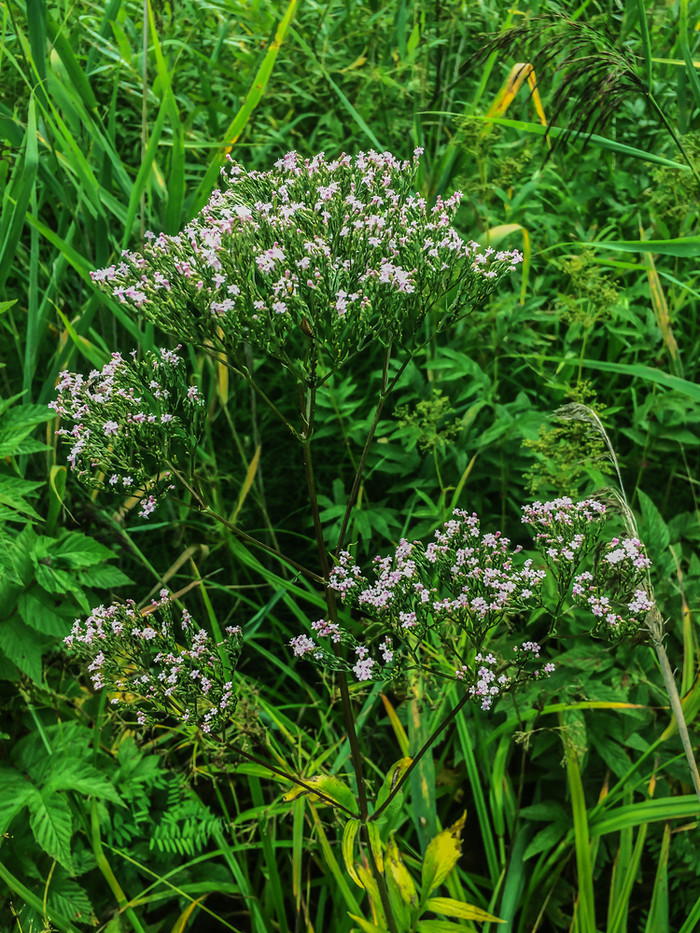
[1,1,699,932]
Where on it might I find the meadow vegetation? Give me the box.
[1,1,700,931]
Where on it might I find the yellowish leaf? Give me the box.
[385,835,417,906]
[421,810,467,897]
[425,896,505,923]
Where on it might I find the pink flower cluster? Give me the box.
[65,590,242,734]
[89,149,523,376]
[521,497,607,563]
[454,644,555,710]
[291,508,549,695]
[51,347,203,512]
[572,535,654,636]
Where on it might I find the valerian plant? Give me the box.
[54,149,686,933]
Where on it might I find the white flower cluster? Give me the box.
[89,149,522,380]
[65,591,242,734]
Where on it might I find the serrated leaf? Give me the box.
[637,489,670,565]
[77,564,133,589]
[0,768,39,833]
[18,589,76,637]
[51,531,116,568]
[0,618,45,683]
[28,789,73,871]
[48,874,97,925]
[0,437,50,456]
[424,897,504,923]
[34,562,80,596]
[523,821,568,861]
[43,759,123,807]
[421,811,467,899]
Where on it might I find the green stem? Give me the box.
[91,800,148,933]
[335,343,413,556]
[300,380,400,933]
[371,690,471,823]
[648,609,700,804]
[217,737,358,816]
[166,462,325,584]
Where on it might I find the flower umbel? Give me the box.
[65,591,242,734]
[51,346,204,512]
[90,149,523,380]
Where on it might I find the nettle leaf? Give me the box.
[77,564,133,589]
[420,810,467,899]
[637,489,673,573]
[17,589,78,638]
[0,618,46,683]
[51,531,117,569]
[48,873,97,925]
[0,473,43,520]
[42,758,124,807]
[28,789,73,871]
[34,562,82,596]
[0,768,40,834]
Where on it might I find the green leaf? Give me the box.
[28,789,73,871]
[0,768,39,833]
[417,921,483,932]
[342,818,363,887]
[51,531,116,568]
[77,564,133,589]
[348,915,386,933]
[424,897,504,923]
[282,774,357,813]
[43,759,123,807]
[17,589,76,638]
[421,811,467,899]
[637,489,671,565]
[0,618,45,682]
[48,874,97,926]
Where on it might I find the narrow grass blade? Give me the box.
[191,0,299,214]
[644,822,670,933]
[559,713,596,933]
[0,94,38,291]
[466,114,692,169]
[580,234,700,257]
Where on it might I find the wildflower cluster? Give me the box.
[456,644,555,710]
[51,347,204,515]
[573,535,653,638]
[291,509,549,703]
[64,591,242,734]
[89,149,522,380]
[521,496,608,592]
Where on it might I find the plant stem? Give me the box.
[335,343,413,556]
[166,462,325,584]
[647,608,700,804]
[217,737,358,816]
[299,378,400,933]
[371,690,471,822]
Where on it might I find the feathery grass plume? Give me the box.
[89,150,522,385]
[555,403,700,802]
[474,12,645,155]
